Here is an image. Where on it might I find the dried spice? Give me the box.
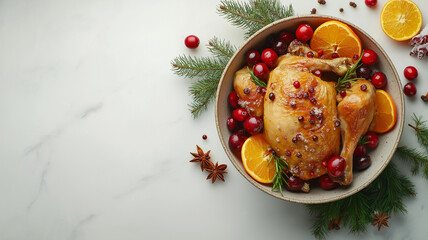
[206,162,228,183]
[339,8,344,12]
[311,8,317,14]
[422,92,428,102]
[318,0,326,5]
[349,1,357,8]
[190,145,214,171]
[372,211,390,231]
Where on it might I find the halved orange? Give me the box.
[310,20,362,59]
[372,89,397,133]
[381,0,422,41]
[241,134,275,184]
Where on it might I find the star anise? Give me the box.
[372,211,390,231]
[190,145,214,171]
[206,162,227,183]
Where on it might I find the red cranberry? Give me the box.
[285,150,291,156]
[228,91,239,108]
[309,118,315,124]
[227,117,237,131]
[296,24,313,42]
[273,40,288,55]
[335,120,341,127]
[279,31,294,44]
[232,108,249,122]
[308,86,315,93]
[298,116,304,122]
[261,48,278,69]
[322,161,327,168]
[243,88,250,94]
[361,49,378,65]
[292,137,298,143]
[312,135,318,141]
[313,69,322,77]
[310,97,317,105]
[317,50,324,56]
[356,65,372,79]
[365,0,377,7]
[228,133,246,151]
[287,176,304,191]
[184,35,199,49]
[293,81,300,88]
[344,82,352,89]
[245,50,261,67]
[360,84,367,91]
[253,63,270,80]
[354,145,367,156]
[296,152,302,158]
[269,92,275,100]
[354,154,372,170]
[331,52,339,58]
[340,90,347,97]
[290,101,296,108]
[371,72,387,88]
[404,82,417,96]
[365,132,379,148]
[404,66,418,80]
[319,175,337,190]
[307,51,314,58]
[243,116,263,135]
[327,156,346,177]
[202,134,207,140]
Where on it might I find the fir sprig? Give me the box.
[408,114,428,152]
[218,0,294,38]
[395,146,428,179]
[268,153,289,195]
[247,66,267,88]
[334,52,363,92]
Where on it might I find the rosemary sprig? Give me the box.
[247,66,267,88]
[334,51,364,92]
[408,114,428,152]
[268,153,289,195]
[357,135,370,145]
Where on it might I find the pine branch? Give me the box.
[395,146,428,179]
[171,55,225,79]
[408,114,428,152]
[207,37,237,61]
[218,0,294,38]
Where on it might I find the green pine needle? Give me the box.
[409,114,428,152]
[218,0,294,38]
[207,36,237,61]
[395,146,428,179]
[335,52,363,92]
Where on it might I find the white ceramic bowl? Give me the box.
[215,15,404,204]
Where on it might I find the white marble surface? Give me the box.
[1,0,428,239]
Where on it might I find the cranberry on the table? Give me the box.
[404,82,417,96]
[354,154,372,171]
[371,72,387,88]
[296,24,313,42]
[232,108,249,122]
[227,117,237,131]
[365,0,377,7]
[356,65,372,79]
[313,69,322,77]
[319,175,337,190]
[327,156,346,177]
[361,49,378,65]
[243,116,263,135]
[261,48,278,68]
[245,50,261,67]
[253,62,270,80]
[228,133,247,151]
[404,66,418,80]
[279,31,295,44]
[365,131,379,148]
[184,35,200,49]
[202,134,207,140]
[354,144,367,156]
[228,91,239,108]
[273,40,288,55]
[287,175,304,191]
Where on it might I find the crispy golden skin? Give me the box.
[263,55,352,180]
[335,79,376,185]
[233,67,264,117]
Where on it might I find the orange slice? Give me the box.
[381,0,422,41]
[241,134,275,184]
[310,20,362,59]
[372,89,397,133]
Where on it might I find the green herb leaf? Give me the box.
[247,66,267,88]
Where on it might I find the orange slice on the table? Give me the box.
[241,134,275,184]
[380,0,422,41]
[372,89,397,133]
[310,20,362,59]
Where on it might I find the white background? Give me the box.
[1,0,428,239]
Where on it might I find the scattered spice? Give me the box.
[318,0,326,5]
[349,1,357,8]
[421,92,428,102]
[339,8,344,12]
[311,8,317,14]
[328,217,344,230]
[190,145,213,171]
[206,162,227,183]
[372,211,390,231]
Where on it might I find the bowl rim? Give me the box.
[215,15,404,204]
